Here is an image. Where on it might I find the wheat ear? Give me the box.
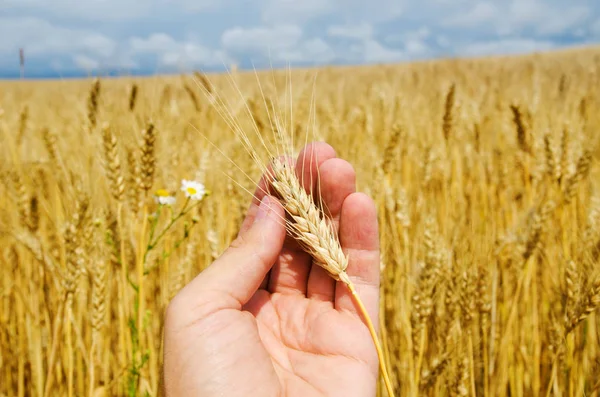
[268,158,396,397]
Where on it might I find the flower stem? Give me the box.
[146,198,198,254]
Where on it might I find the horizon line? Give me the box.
[1,43,598,82]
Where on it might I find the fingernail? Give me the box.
[255,196,271,222]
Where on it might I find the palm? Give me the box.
[164,143,380,397]
[245,287,377,396]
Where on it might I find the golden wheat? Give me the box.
[1,46,600,396]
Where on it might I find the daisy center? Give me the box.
[155,189,170,197]
[186,187,197,195]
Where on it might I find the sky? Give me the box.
[1,0,599,78]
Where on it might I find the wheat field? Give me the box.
[1,46,600,396]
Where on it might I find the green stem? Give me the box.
[143,221,198,275]
[146,207,162,252]
[145,198,198,256]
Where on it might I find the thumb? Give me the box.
[177,195,285,310]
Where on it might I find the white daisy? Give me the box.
[181,179,206,201]
[154,189,176,206]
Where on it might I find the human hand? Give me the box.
[163,142,380,397]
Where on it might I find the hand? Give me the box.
[163,142,381,397]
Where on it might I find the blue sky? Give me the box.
[1,0,599,78]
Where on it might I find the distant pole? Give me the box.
[19,48,25,79]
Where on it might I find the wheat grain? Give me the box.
[101,123,125,203]
[442,83,456,143]
[129,84,139,112]
[87,78,101,129]
[139,121,156,195]
[268,158,349,279]
[16,105,28,146]
[563,149,592,203]
[511,104,531,154]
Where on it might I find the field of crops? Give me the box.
[1,46,600,396]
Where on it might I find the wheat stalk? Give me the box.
[184,83,201,112]
[266,156,396,397]
[89,257,107,396]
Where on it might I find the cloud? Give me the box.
[442,0,591,37]
[386,27,430,43]
[221,25,337,64]
[533,6,589,36]
[222,25,303,54]
[443,2,498,28]
[404,38,429,55]
[0,17,116,57]
[326,22,432,62]
[261,0,336,23]
[458,38,556,57]
[130,33,227,68]
[130,33,178,54]
[362,40,405,63]
[3,0,151,20]
[0,16,130,72]
[261,0,404,24]
[500,0,590,36]
[276,38,335,63]
[1,0,599,77]
[3,0,221,20]
[73,55,100,70]
[340,0,404,22]
[327,23,373,40]
[159,46,213,68]
[382,28,433,59]
[170,0,224,12]
[592,19,600,36]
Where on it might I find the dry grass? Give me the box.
[2,45,600,396]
